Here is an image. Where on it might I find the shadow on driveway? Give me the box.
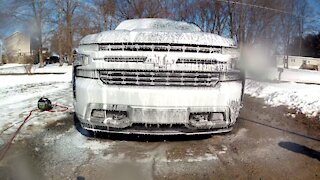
[279,141,320,161]
[240,117,320,142]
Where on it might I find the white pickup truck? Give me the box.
[73,18,244,135]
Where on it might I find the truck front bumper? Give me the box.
[74,78,243,134]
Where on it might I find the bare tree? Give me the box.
[53,0,65,66]
[227,0,236,39]
[62,0,78,65]
[116,0,169,20]
[42,0,317,64]
[96,0,116,30]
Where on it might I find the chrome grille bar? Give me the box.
[98,43,223,54]
[100,70,220,87]
[176,58,220,64]
[104,56,147,63]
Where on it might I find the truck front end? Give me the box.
[73,19,243,135]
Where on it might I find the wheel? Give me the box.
[73,113,94,137]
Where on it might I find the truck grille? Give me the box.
[104,56,147,63]
[176,58,222,64]
[98,43,222,54]
[100,70,220,87]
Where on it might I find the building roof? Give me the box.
[4,31,28,41]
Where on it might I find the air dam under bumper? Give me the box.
[74,78,242,135]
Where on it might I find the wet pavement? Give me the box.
[0,95,319,180]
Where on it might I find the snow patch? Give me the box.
[265,68,320,84]
[165,153,218,163]
[285,113,296,118]
[245,79,320,117]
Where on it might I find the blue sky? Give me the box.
[308,0,320,30]
[1,0,320,39]
[310,0,320,11]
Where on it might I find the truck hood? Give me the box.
[80,29,236,48]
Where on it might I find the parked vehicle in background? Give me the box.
[300,62,319,71]
[46,55,60,64]
[73,18,244,135]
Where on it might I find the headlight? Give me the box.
[74,54,89,66]
[222,48,240,57]
[76,69,99,79]
[230,58,245,71]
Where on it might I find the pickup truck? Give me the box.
[73,18,244,135]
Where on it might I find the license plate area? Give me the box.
[128,106,188,124]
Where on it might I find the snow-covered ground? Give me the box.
[247,68,320,85]
[0,63,24,69]
[266,68,320,84]
[245,79,320,117]
[0,63,71,74]
[0,64,73,138]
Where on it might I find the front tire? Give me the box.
[73,113,94,137]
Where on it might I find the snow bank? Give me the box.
[278,68,320,84]
[0,63,24,69]
[245,79,320,117]
[0,64,72,88]
[0,73,71,88]
[0,63,71,74]
[80,19,235,47]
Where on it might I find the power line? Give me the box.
[217,0,306,18]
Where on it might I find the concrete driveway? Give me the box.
[0,96,319,180]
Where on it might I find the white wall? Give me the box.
[4,32,31,56]
[276,55,320,69]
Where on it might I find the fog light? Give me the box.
[190,113,210,121]
[104,111,131,128]
[209,113,224,121]
[91,109,106,118]
[189,112,225,129]
[106,111,127,120]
